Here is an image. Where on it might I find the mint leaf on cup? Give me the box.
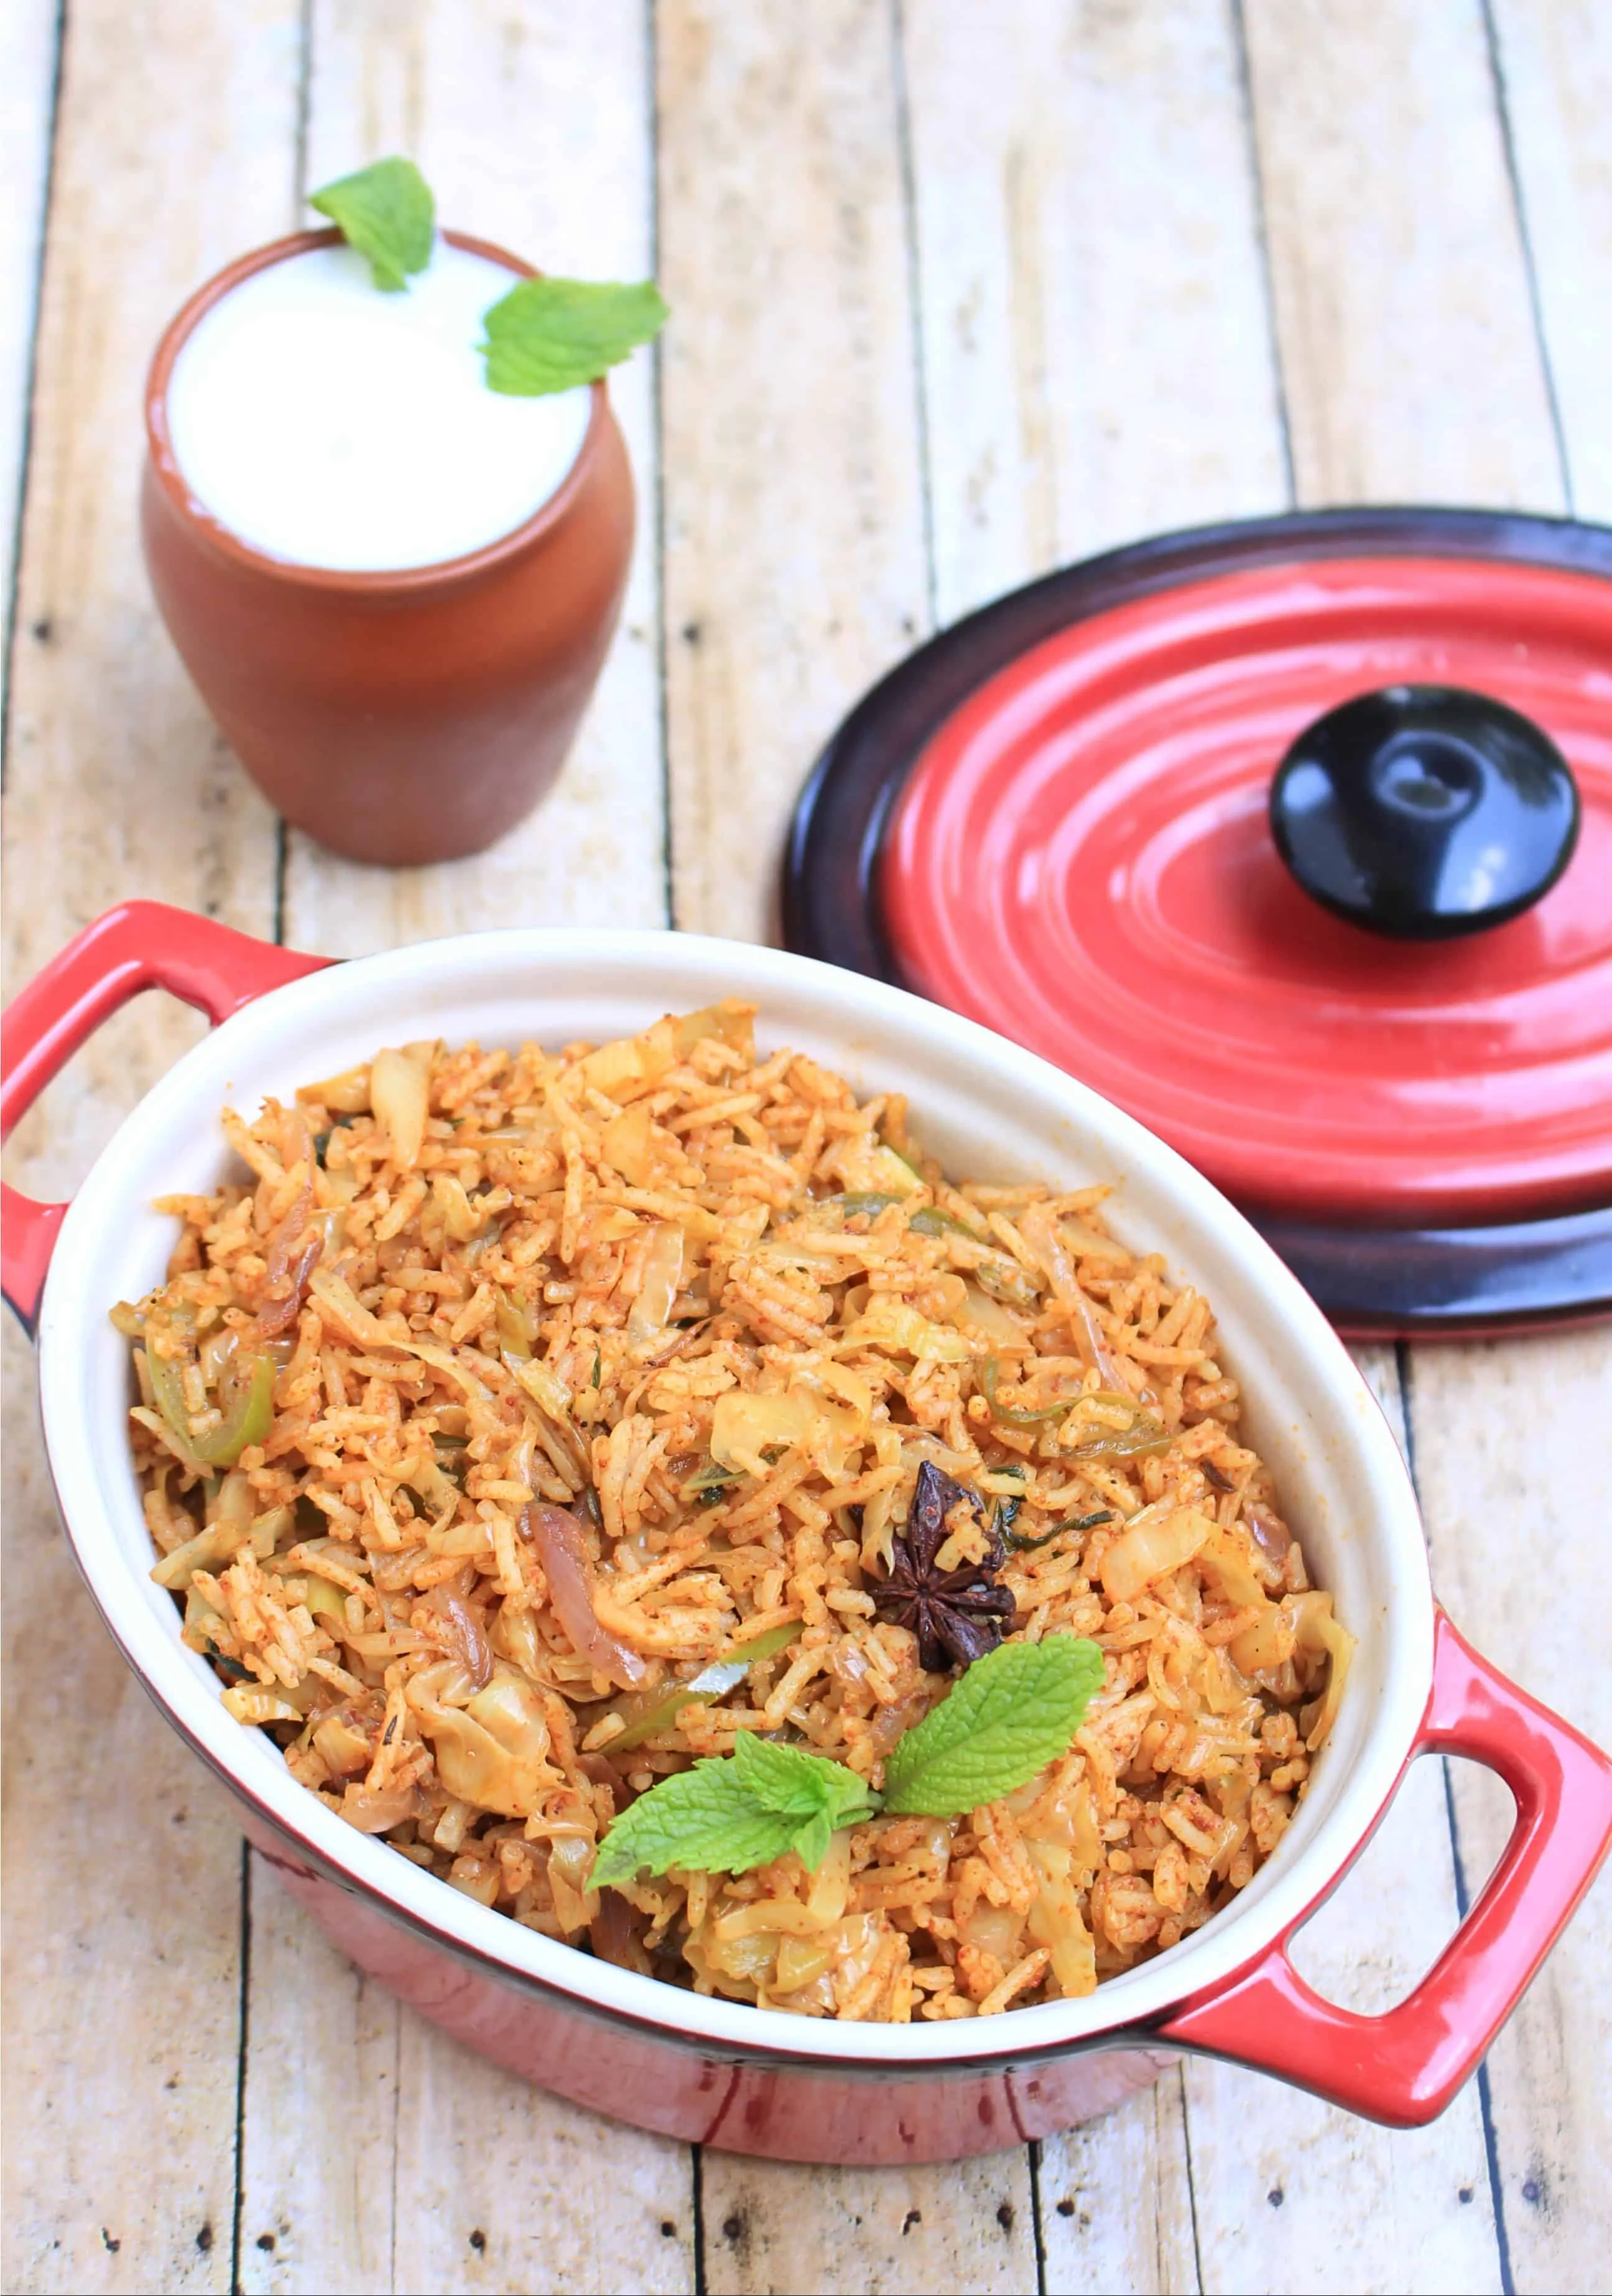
[310,156,435,292]
[881,1635,1105,1817]
[591,1736,876,1892]
[479,276,670,396]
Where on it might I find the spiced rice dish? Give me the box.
[116,1002,1353,2025]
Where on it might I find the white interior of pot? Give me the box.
[37,928,1432,2065]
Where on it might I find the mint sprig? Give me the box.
[589,1637,1104,1892]
[479,277,670,396]
[882,1635,1105,1818]
[310,157,435,292]
[591,1734,876,1892]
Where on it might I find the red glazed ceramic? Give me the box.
[784,509,1612,1337]
[141,229,635,867]
[879,554,1612,1228]
[5,904,1610,2162]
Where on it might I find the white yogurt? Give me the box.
[165,240,593,572]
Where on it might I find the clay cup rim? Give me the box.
[143,225,612,593]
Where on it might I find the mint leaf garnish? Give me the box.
[479,276,669,396]
[591,1736,876,1892]
[881,1635,1105,1817]
[310,157,435,292]
[590,1761,800,1891]
[733,1731,878,1827]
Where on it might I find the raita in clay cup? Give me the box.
[141,227,634,867]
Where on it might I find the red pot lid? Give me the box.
[878,552,1612,1225]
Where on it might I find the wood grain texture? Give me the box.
[4,4,1608,2290]
[0,0,57,707]
[899,4,1280,2280]
[282,0,667,957]
[1241,10,1606,2288]
[1241,0,1563,509]
[1,4,299,2289]
[700,2153,1038,2296]
[1185,1745,1504,2296]
[900,1,1501,2277]
[1039,2068,1199,2295]
[247,11,695,2293]
[1404,1334,1610,2296]
[1487,0,1612,516]
[656,6,1037,2274]
[1177,1344,1499,2296]
[657,0,929,944]
[901,0,1287,623]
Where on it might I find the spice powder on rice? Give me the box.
[116,1002,1353,2025]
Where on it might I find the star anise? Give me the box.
[869,1459,1016,1673]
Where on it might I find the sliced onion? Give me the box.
[521,1505,647,1689]
[255,1235,322,1338]
[1020,1203,1124,1381]
[1245,1504,1294,1563]
[425,1589,493,1691]
[589,1887,639,1964]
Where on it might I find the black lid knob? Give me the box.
[1269,685,1580,939]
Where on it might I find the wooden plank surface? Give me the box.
[0,0,57,704]
[1488,0,1612,517]
[1242,0,1563,510]
[901,0,1287,619]
[652,5,1041,2277]
[2,4,300,2290]
[3,2,1609,2292]
[1407,1333,1612,2296]
[657,0,930,947]
[1233,13,1608,2293]
[280,0,669,960]
[244,9,693,2295]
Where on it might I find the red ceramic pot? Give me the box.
[5,904,1610,2162]
[141,229,635,867]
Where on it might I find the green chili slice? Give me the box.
[1005,1508,1114,1553]
[909,1206,988,1241]
[1068,1414,1173,1461]
[980,1358,1078,1428]
[150,1346,276,1468]
[606,1620,804,1752]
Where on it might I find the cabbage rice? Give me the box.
[117,1003,1352,2024]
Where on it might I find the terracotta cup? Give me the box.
[141,228,635,867]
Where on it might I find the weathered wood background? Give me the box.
[3,3,1608,2291]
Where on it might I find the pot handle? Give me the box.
[1159,1608,1612,2126]
[2,901,331,1329]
